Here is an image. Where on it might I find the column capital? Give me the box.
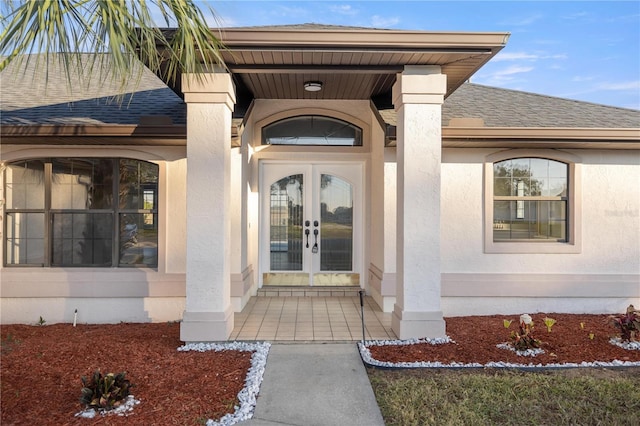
[182,72,236,110]
[392,65,447,109]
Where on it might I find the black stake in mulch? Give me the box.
[359,290,366,343]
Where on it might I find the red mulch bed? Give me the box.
[2,314,638,425]
[368,313,640,366]
[1,322,251,425]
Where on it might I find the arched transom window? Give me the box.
[262,115,362,146]
[493,158,568,241]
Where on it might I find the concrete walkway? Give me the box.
[239,343,385,426]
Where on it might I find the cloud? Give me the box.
[272,5,310,19]
[597,80,640,91]
[371,15,399,28]
[563,11,590,20]
[605,13,640,23]
[329,5,358,16]
[493,65,534,77]
[558,80,640,103]
[493,52,568,62]
[572,76,595,82]
[493,52,539,61]
[500,14,543,26]
[474,65,534,87]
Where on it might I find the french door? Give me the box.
[260,162,362,286]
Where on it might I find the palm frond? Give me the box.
[0,0,225,95]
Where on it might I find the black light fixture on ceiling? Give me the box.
[304,81,323,92]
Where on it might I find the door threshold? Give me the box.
[257,286,361,297]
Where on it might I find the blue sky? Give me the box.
[198,1,640,110]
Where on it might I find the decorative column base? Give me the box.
[391,307,446,340]
[180,308,234,342]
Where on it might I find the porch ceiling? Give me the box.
[159,25,510,109]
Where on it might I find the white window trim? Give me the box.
[484,149,582,254]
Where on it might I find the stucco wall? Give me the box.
[439,148,640,315]
[0,145,188,324]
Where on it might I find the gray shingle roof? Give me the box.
[2,55,637,129]
[442,83,639,128]
[1,54,185,125]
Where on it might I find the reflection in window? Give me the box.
[320,174,353,271]
[5,213,45,265]
[4,158,158,267]
[493,158,568,241]
[269,174,303,271]
[263,116,362,146]
[52,213,113,266]
[52,159,114,209]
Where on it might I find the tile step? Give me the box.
[257,286,362,297]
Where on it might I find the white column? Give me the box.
[180,72,236,342]
[391,65,447,339]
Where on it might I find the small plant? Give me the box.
[1,334,20,355]
[80,371,132,411]
[589,332,595,340]
[503,319,513,329]
[609,304,640,342]
[510,314,541,351]
[580,322,585,330]
[36,316,46,326]
[543,317,556,332]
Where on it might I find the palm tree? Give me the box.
[0,0,225,92]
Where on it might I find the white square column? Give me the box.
[180,72,236,342]
[391,66,447,339]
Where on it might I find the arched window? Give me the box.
[493,158,568,241]
[4,158,158,267]
[262,115,362,146]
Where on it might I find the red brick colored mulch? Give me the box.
[368,314,640,366]
[1,322,251,425]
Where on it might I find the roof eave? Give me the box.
[439,127,640,150]
[215,27,510,50]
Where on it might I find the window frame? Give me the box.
[261,115,363,146]
[3,158,159,268]
[484,149,582,254]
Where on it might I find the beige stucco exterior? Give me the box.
[1,25,639,341]
[2,106,638,330]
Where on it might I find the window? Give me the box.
[262,115,362,146]
[4,158,158,267]
[484,150,582,254]
[493,158,568,241]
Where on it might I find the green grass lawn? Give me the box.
[368,368,640,426]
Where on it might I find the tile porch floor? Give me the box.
[231,296,396,341]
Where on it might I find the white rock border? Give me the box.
[75,395,141,419]
[177,341,271,426]
[496,342,545,357]
[609,338,640,351]
[358,337,640,369]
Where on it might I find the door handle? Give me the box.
[312,229,319,253]
[305,228,310,248]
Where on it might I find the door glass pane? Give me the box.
[320,174,353,271]
[270,174,303,271]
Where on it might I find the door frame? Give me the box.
[258,160,364,287]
